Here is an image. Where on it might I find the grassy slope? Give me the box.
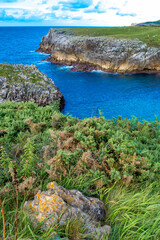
[137,20,160,26]
[68,26,160,48]
[1,102,160,239]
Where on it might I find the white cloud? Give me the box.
[0,0,159,26]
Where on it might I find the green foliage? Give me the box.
[0,146,13,185]
[1,101,160,188]
[0,63,53,85]
[107,183,160,239]
[68,26,160,48]
[21,138,37,178]
[1,101,160,239]
[0,101,62,187]
[138,20,160,26]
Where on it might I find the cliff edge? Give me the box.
[37,29,160,73]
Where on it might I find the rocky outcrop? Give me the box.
[37,28,160,73]
[24,182,111,239]
[136,20,160,26]
[0,63,64,109]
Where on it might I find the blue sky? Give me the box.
[0,0,159,26]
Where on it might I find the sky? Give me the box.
[0,0,159,26]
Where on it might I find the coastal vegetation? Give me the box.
[136,20,160,26]
[0,101,160,239]
[0,63,48,85]
[1,25,160,238]
[69,26,160,48]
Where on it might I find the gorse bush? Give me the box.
[1,101,160,190]
[0,101,160,239]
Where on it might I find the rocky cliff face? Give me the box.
[37,29,160,73]
[0,63,64,109]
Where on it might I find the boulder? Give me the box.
[24,182,111,239]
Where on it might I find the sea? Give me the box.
[0,26,160,120]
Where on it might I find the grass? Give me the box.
[138,20,160,26]
[1,181,160,239]
[64,26,160,48]
[107,182,160,239]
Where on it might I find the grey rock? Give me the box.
[0,63,65,109]
[24,182,111,239]
[37,28,160,73]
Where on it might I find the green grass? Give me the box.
[138,20,160,26]
[107,182,160,239]
[65,26,160,48]
[1,181,160,239]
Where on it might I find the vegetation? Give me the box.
[0,101,160,239]
[0,63,52,86]
[137,20,160,26]
[67,26,160,48]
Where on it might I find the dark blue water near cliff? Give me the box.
[1,26,160,120]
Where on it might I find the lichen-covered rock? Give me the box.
[24,182,111,239]
[37,28,160,73]
[0,63,64,109]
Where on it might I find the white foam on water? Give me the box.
[37,61,50,65]
[91,70,119,75]
[91,70,105,73]
[59,65,73,70]
[29,50,50,56]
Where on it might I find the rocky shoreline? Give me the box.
[41,57,99,72]
[0,63,65,110]
[37,29,160,73]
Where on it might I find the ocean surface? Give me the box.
[0,26,160,120]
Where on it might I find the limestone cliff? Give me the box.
[37,29,160,73]
[0,63,64,109]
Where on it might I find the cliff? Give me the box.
[37,29,160,73]
[0,63,64,109]
[136,20,160,26]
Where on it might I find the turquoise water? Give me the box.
[0,26,160,120]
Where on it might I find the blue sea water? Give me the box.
[0,26,160,120]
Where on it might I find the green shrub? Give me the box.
[1,101,160,239]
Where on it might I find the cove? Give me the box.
[0,26,160,120]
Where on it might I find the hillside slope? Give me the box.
[136,20,160,26]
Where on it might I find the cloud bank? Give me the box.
[0,0,159,26]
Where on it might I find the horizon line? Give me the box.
[0,25,121,27]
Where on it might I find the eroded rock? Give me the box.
[37,28,160,73]
[24,182,111,239]
[0,63,65,109]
